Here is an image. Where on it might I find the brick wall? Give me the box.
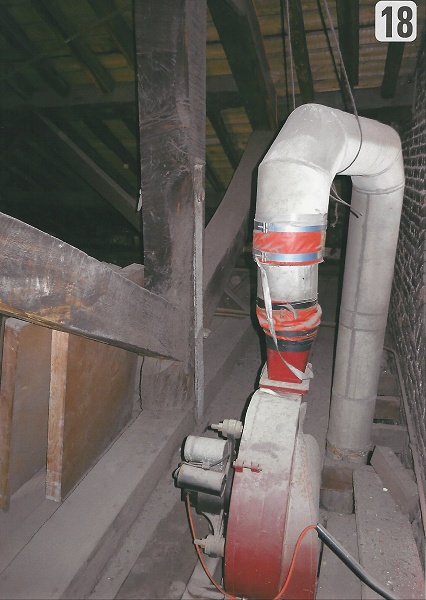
[388,34,425,484]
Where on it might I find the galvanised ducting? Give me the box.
[254,103,404,462]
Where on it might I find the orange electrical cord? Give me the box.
[272,524,317,600]
[185,492,317,600]
[185,493,237,599]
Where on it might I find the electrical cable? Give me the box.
[272,525,317,600]
[185,493,237,600]
[186,498,401,600]
[315,524,399,600]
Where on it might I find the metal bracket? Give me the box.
[232,459,262,473]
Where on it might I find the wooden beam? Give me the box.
[381,43,405,99]
[336,0,359,87]
[135,0,206,412]
[35,113,140,230]
[276,84,414,117]
[0,8,70,97]
[0,82,137,110]
[207,110,240,169]
[208,0,277,129]
[136,0,205,302]
[1,73,34,101]
[80,112,138,174]
[87,0,135,70]
[0,213,183,360]
[206,161,225,193]
[32,0,115,93]
[203,131,273,325]
[207,76,242,112]
[287,0,314,103]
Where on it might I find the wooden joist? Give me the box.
[208,0,277,130]
[0,213,183,361]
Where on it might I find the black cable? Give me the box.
[315,524,399,600]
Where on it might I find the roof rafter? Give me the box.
[287,0,314,104]
[32,0,115,93]
[336,0,359,88]
[35,113,140,230]
[208,0,277,130]
[381,42,405,99]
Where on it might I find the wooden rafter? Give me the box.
[207,74,242,112]
[87,0,135,70]
[0,8,70,97]
[32,0,115,93]
[381,43,405,99]
[0,213,182,359]
[336,0,359,88]
[287,0,314,104]
[206,161,225,193]
[208,0,277,130]
[79,111,138,174]
[35,113,140,229]
[207,110,240,170]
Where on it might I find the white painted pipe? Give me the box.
[255,103,404,462]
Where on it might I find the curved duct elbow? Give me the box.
[254,104,404,459]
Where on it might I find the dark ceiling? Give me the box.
[0,0,424,265]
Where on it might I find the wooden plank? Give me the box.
[135,0,206,410]
[203,131,273,325]
[46,330,69,502]
[1,321,51,510]
[35,113,140,229]
[336,0,359,87]
[287,0,314,103]
[0,213,183,360]
[381,43,405,99]
[46,332,136,501]
[0,322,20,510]
[208,0,277,129]
[32,0,115,93]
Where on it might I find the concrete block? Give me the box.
[320,461,354,514]
[371,446,419,515]
[371,423,408,455]
[317,512,362,600]
[354,466,424,600]
[374,395,401,424]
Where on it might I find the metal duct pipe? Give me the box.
[254,103,404,462]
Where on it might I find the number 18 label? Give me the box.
[375,1,417,41]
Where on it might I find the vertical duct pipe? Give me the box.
[254,104,404,461]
